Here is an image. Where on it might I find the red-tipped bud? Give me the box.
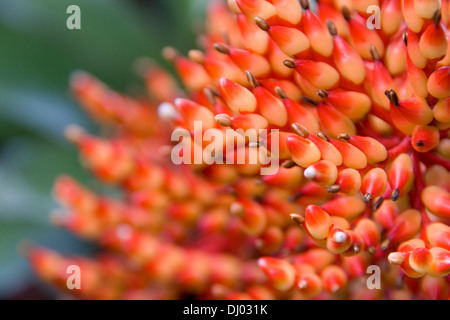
[420,275,450,300]
[327,227,353,254]
[252,81,288,126]
[355,219,381,252]
[433,98,450,123]
[304,160,338,187]
[403,0,425,32]
[317,104,356,138]
[237,0,277,20]
[419,11,448,60]
[237,14,269,54]
[328,21,366,85]
[387,153,414,200]
[303,8,334,57]
[347,14,385,60]
[427,66,450,99]
[411,125,440,152]
[422,186,450,219]
[277,89,320,133]
[426,222,450,251]
[332,168,361,196]
[321,265,348,294]
[409,247,433,274]
[175,98,216,131]
[219,78,257,114]
[305,205,332,240]
[258,257,296,291]
[215,44,271,78]
[385,34,407,76]
[347,135,388,163]
[309,134,343,166]
[231,200,267,236]
[322,196,366,221]
[286,135,322,168]
[386,209,422,245]
[428,247,450,277]
[406,30,428,68]
[361,168,389,202]
[289,60,339,90]
[273,0,303,24]
[407,53,428,98]
[381,0,403,34]
[329,138,368,169]
[324,90,371,122]
[374,200,399,229]
[414,0,441,19]
[296,272,323,298]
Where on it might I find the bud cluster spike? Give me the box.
[27,0,450,300]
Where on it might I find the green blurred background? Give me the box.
[0,0,209,299]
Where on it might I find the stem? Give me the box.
[420,152,450,171]
[411,151,431,225]
[380,136,412,167]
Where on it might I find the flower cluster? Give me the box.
[27,0,449,300]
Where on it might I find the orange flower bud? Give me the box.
[426,222,450,251]
[258,257,296,291]
[419,10,448,60]
[255,18,310,57]
[411,125,440,152]
[219,77,257,114]
[304,160,338,187]
[428,247,450,277]
[236,0,277,21]
[422,185,450,219]
[321,265,348,294]
[385,209,422,245]
[328,20,366,85]
[403,0,424,32]
[361,168,389,202]
[305,205,332,240]
[427,66,450,99]
[286,135,322,168]
[332,168,361,196]
[387,153,414,200]
[237,14,269,54]
[329,138,368,169]
[303,2,334,57]
[327,227,353,254]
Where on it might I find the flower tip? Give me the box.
[290,213,305,225]
[388,252,405,265]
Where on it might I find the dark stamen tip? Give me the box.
[299,0,310,10]
[370,45,380,61]
[402,32,408,46]
[391,189,400,201]
[317,89,328,99]
[432,8,442,26]
[372,197,384,211]
[283,60,296,69]
[327,185,341,194]
[341,6,351,21]
[245,70,259,88]
[275,86,287,99]
[254,17,270,31]
[290,213,305,225]
[326,20,338,36]
[213,43,230,55]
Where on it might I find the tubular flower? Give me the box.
[27,0,450,300]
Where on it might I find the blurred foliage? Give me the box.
[0,0,209,298]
